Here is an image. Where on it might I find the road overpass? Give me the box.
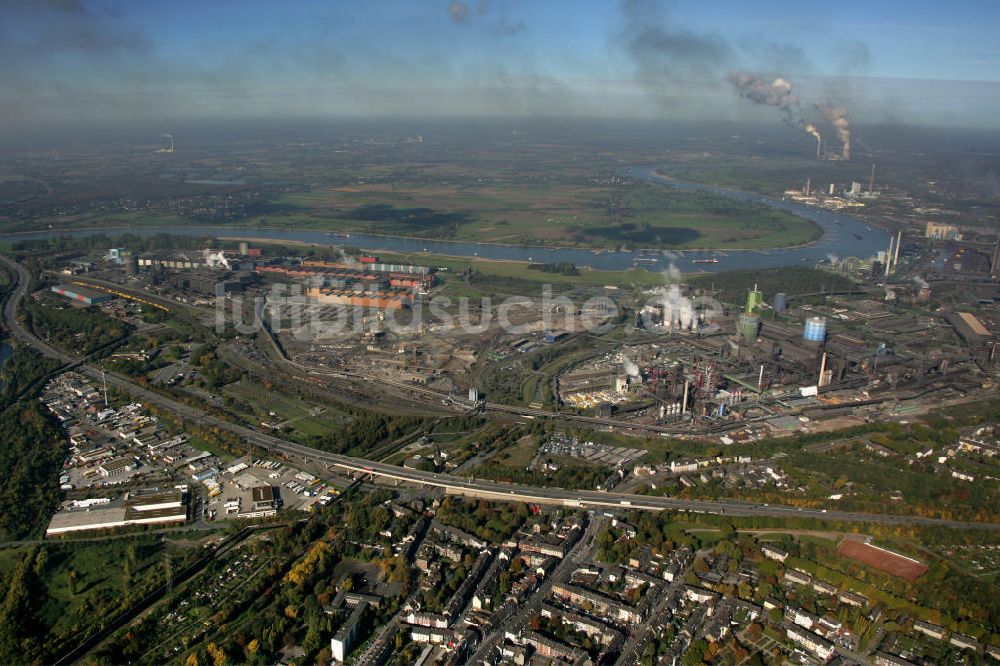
[3,254,999,532]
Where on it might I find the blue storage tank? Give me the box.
[773,292,788,312]
[803,316,827,343]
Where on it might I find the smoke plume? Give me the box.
[643,265,696,331]
[726,71,798,123]
[622,356,640,377]
[621,0,733,104]
[203,249,231,270]
[656,284,696,330]
[447,1,525,35]
[447,2,469,23]
[816,102,850,160]
[726,70,825,149]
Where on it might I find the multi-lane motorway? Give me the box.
[3,254,999,532]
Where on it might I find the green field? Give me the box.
[271,178,820,250]
[222,378,352,439]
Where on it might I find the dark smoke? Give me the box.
[447,2,469,23]
[725,71,799,123]
[620,0,733,90]
[447,0,525,35]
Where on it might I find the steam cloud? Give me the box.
[815,102,851,160]
[622,356,640,377]
[203,249,231,270]
[649,264,696,331]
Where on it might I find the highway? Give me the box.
[3,254,1000,533]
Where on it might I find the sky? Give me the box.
[2,0,999,131]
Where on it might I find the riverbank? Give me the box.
[0,168,889,274]
[217,236,667,288]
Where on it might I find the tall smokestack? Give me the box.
[893,230,902,268]
[803,123,822,157]
[818,351,828,387]
[885,235,895,277]
[681,379,689,415]
[816,103,850,161]
[869,163,876,192]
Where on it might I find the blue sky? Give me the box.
[3,0,999,127]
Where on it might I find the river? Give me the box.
[1,166,889,273]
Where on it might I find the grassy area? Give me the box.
[618,182,820,249]
[371,249,666,288]
[494,436,540,469]
[277,181,608,244]
[270,178,821,251]
[222,378,351,439]
[687,266,859,301]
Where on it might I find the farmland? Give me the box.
[273,178,819,250]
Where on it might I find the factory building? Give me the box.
[925,221,962,241]
[137,250,237,272]
[256,264,387,287]
[302,258,434,276]
[50,284,115,306]
[306,287,413,310]
[947,312,993,348]
[138,255,201,270]
[46,489,187,536]
[164,271,253,296]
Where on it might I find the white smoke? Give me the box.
[728,72,840,155]
[659,284,696,330]
[334,248,363,270]
[826,253,839,264]
[645,262,696,331]
[203,249,231,270]
[816,102,850,160]
[622,355,640,377]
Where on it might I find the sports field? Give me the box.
[837,539,928,580]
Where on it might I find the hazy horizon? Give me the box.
[3,0,1000,141]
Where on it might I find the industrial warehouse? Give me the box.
[51,283,115,306]
[45,489,188,536]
